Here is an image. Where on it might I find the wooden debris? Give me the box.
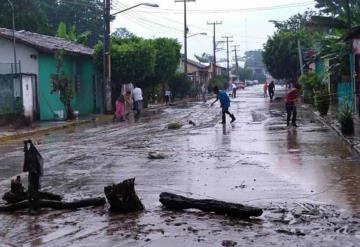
[0,197,106,212]
[159,192,263,218]
[148,151,166,159]
[104,178,144,212]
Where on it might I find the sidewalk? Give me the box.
[0,97,200,143]
[303,104,360,154]
[0,115,110,143]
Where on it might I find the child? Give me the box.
[211,86,236,124]
[285,84,299,127]
[114,95,125,122]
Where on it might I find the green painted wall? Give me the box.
[38,53,99,120]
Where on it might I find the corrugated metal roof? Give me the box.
[0,28,93,56]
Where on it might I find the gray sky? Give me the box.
[111,0,316,65]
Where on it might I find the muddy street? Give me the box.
[0,85,360,246]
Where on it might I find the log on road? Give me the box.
[159,192,263,218]
[2,191,62,204]
[104,178,144,212]
[0,197,106,212]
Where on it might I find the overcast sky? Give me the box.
[111,0,316,64]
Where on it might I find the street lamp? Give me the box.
[111,3,159,16]
[6,0,17,73]
[103,2,159,113]
[188,32,207,38]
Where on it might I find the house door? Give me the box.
[22,75,36,120]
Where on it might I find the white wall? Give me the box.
[0,38,38,75]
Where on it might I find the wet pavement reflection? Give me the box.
[0,85,359,246]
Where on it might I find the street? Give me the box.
[0,85,359,247]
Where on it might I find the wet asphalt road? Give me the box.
[0,85,359,247]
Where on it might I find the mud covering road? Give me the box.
[0,85,359,246]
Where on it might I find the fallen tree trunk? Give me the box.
[104,178,144,212]
[159,192,263,218]
[2,191,62,204]
[0,197,106,212]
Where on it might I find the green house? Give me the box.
[0,28,103,121]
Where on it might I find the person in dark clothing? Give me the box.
[285,84,299,127]
[268,81,275,100]
[23,140,43,210]
[211,86,236,124]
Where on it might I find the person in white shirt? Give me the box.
[232,82,237,98]
[132,85,143,118]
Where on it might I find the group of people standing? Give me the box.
[114,85,143,122]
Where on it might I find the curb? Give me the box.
[0,98,195,143]
[302,105,360,155]
[0,119,94,143]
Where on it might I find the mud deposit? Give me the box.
[0,86,359,246]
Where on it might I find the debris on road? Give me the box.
[148,151,167,159]
[104,178,145,212]
[222,240,237,247]
[188,120,196,126]
[167,122,182,129]
[159,192,263,218]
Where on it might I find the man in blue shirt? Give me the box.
[211,86,236,124]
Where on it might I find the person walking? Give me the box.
[114,95,125,122]
[263,82,268,98]
[285,84,299,127]
[211,86,236,124]
[165,89,171,105]
[201,82,207,103]
[232,82,237,98]
[132,85,143,119]
[268,81,275,100]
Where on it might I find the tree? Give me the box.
[51,50,75,120]
[168,73,194,99]
[263,31,309,82]
[151,38,181,84]
[0,0,49,33]
[56,22,90,44]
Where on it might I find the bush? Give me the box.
[299,72,321,104]
[338,103,354,135]
[314,87,330,115]
[168,73,193,99]
[208,75,228,91]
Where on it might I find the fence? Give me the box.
[0,74,22,114]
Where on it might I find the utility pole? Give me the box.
[176,0,195,81]
[297,40,304,76]
[222,36,233,79]
[207,21,222,78]
[103,0,111,113]
[232,45,240,76]
[7,0,17,73]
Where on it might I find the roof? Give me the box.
[343,26,360,41]
[0,28,93,56]
[181,54,208,69]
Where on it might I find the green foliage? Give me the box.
[0,0,103,46]
[51,50,75,120]
[236,67,252,81]
[299,72,322,104]
[56,22,90,44]
[338,102,354,135]
[168,73,193,99]
[208,76,228,91]
[111,39,156,86]
[152,38,181,83]
[314,87,330,115]
[167,122,182,130]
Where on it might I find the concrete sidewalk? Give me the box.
[0,97,200,143]
[303,104,360,154]
[0,115,110,143]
